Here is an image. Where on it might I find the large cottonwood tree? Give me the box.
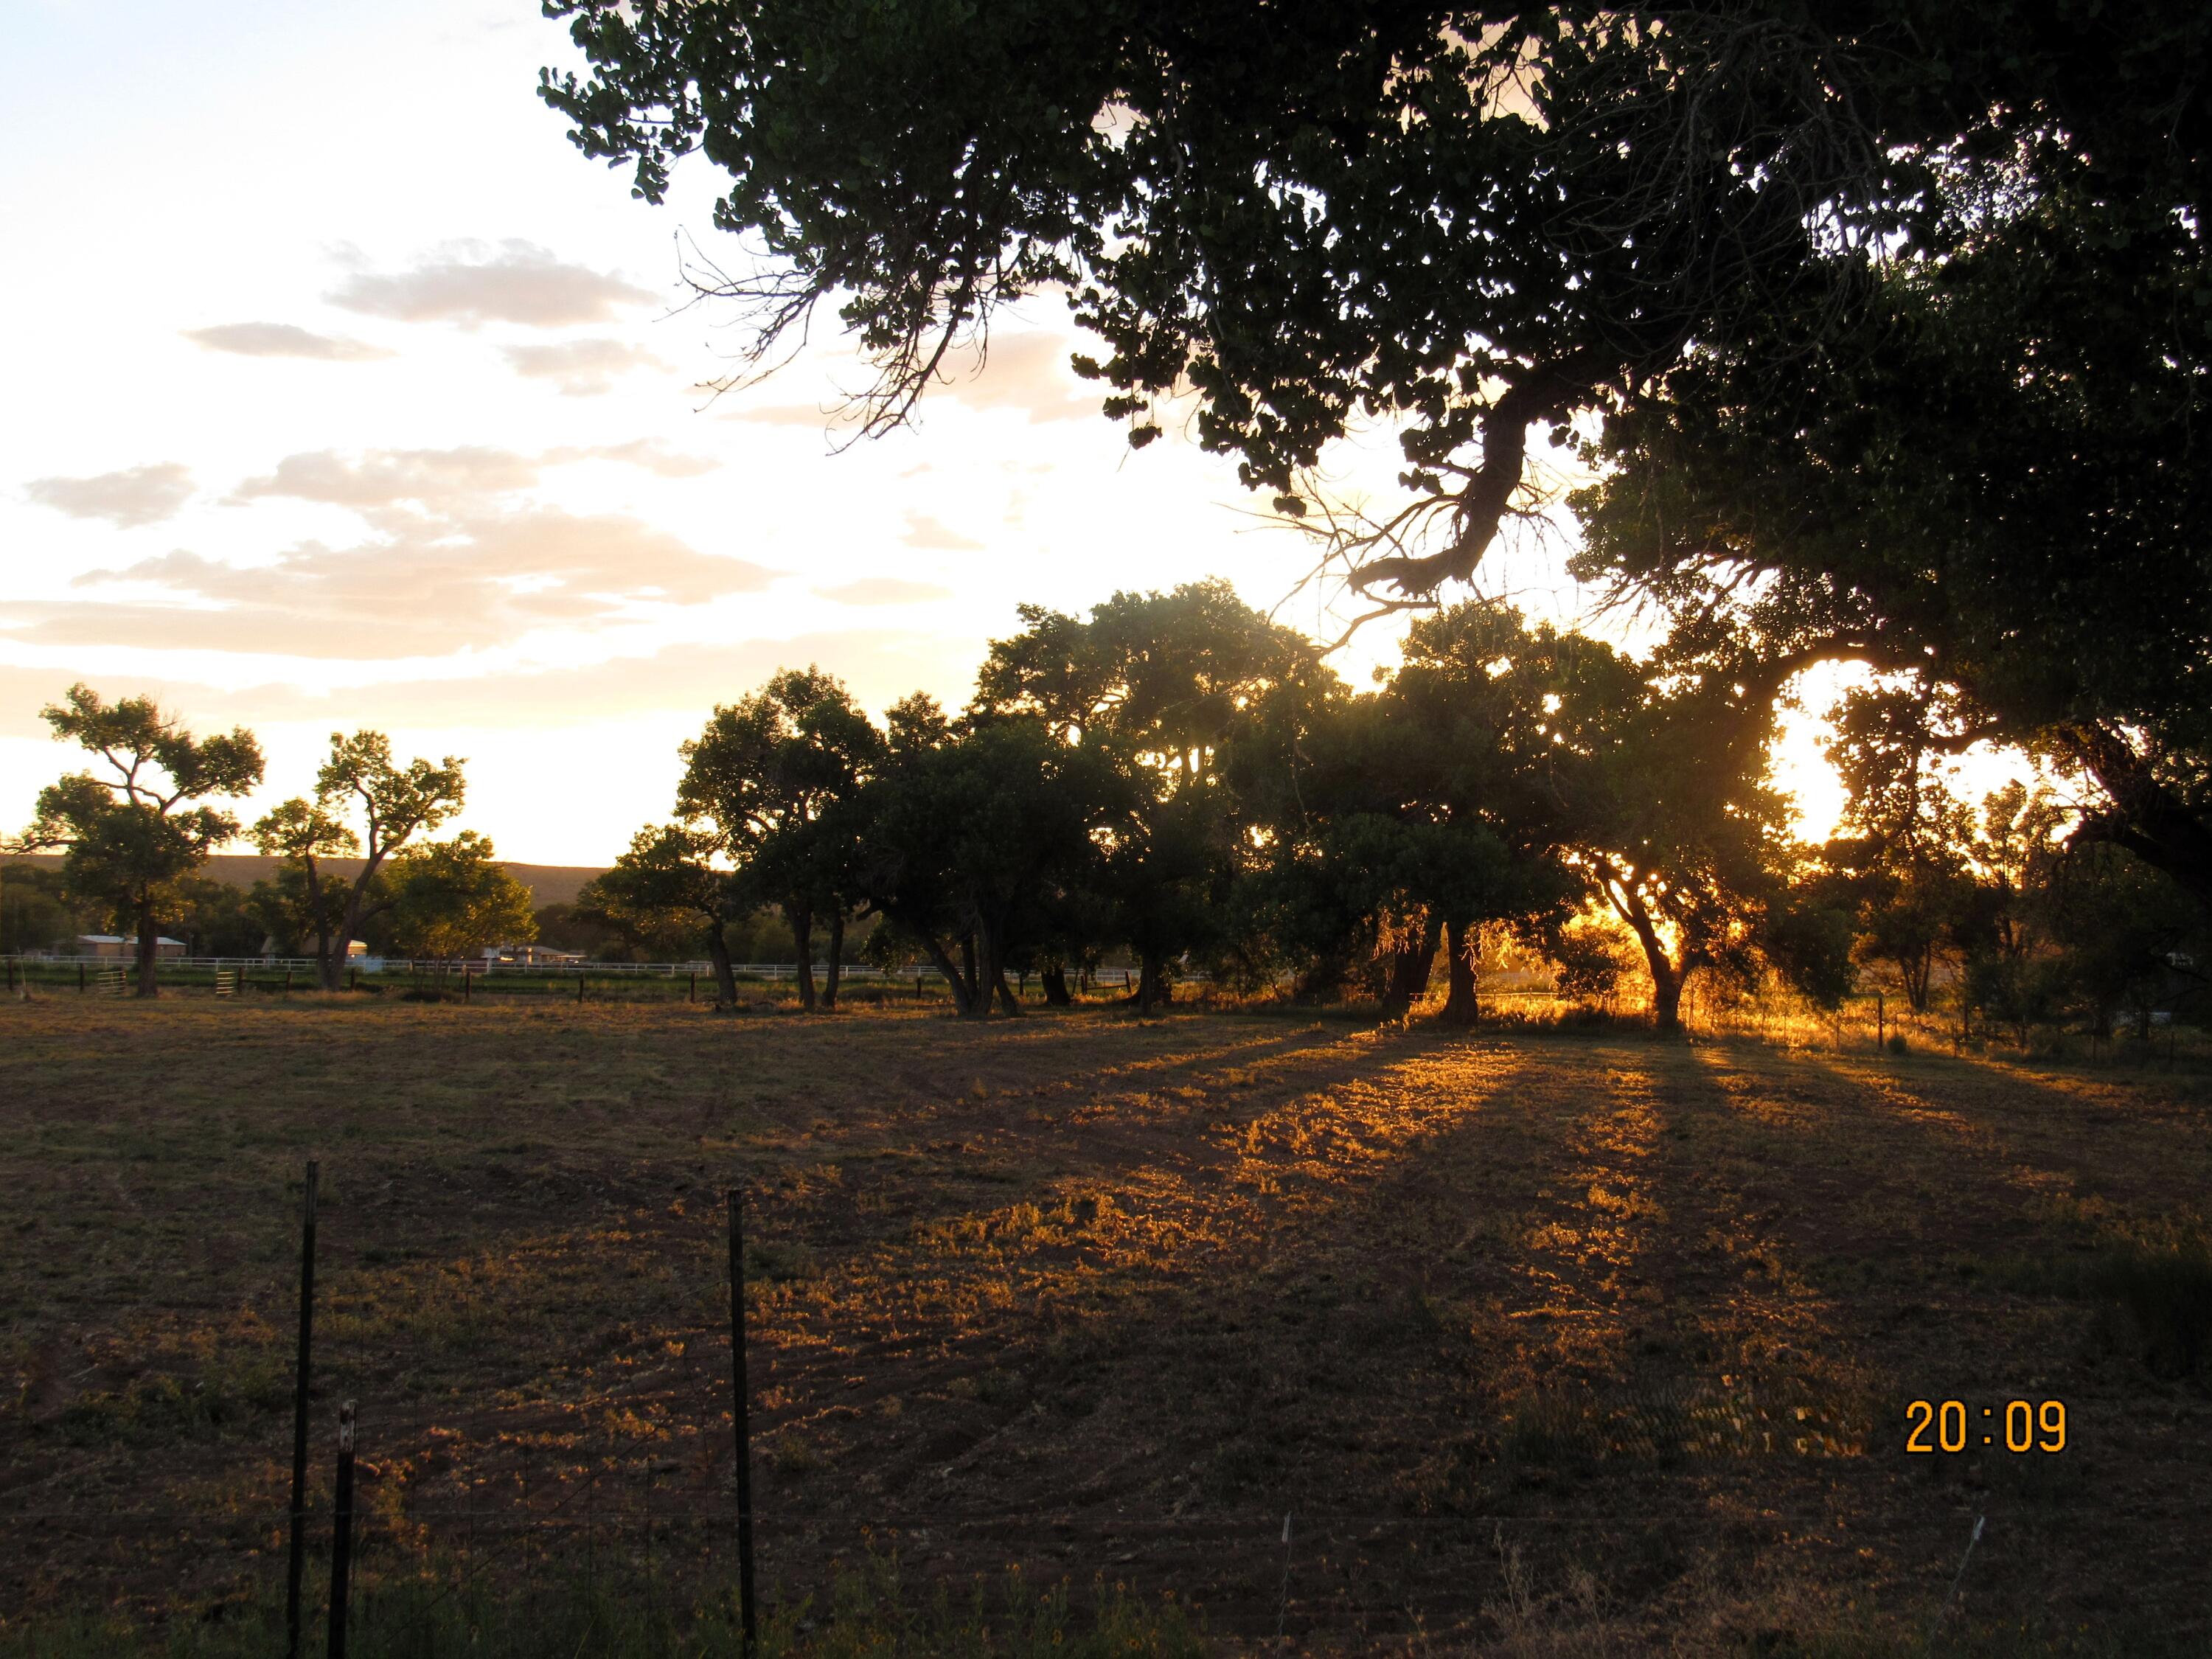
[678,668,883,1011]
[15,685,262,995]
[539,1,2208,598]
[254,733,467,990]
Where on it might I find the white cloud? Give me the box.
[182,322,393,361]
[24,509,777,658]
[938,330,1099,422]
[503,336,669,395]
[0,632,972,739]
[226,440,718,514]
[231,446,543,512]
[328,240,656,328]
[24,463,195,528]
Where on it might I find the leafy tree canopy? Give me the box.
[541,0,2211,600]
[386,832,538,961]
[254,731,467,989]
[15,685,263,994]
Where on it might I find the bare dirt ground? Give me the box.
[2,997,2208,1652]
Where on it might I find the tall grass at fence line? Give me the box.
[6,1548,2198,1659]
[0,1554,1207,1659]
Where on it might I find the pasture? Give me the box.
[1,996,2208,1655]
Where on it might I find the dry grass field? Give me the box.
[1,995,2209,1655]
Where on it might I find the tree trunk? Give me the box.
[323,862,383,993]
[995,970,1023,1016]
[822,910,845,1011]
[133,895,160,998]
[788,901,816,1012]
[1135,950,1172,1013]
[705,919,739,1009]
[1380,912,1441,1018]
[302,858,339,992]
[1040,964,1072,1006]
[1902,950,1932,1015]
[921,935,975,1015]
[978,916,1013,1022]
[1439,918,1480,1026]
[1612,884,1685,1035]
[1649,965,1684,1034]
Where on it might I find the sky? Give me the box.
[1,0,1846,865]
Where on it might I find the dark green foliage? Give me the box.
[0,863,87,955]
[582,825,747,1002]
[1761,877,1859,1011]
[854,712,1126,1017]
[680,668,886,1010]
[1573,164,2212,910]
[975,580,1324,1009]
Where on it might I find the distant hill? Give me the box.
[3,853,607,908]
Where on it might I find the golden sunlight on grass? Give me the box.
[2,999,2209,1651]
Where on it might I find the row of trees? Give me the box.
[7,687,531,994]
[583,582,2207,1033]
[13,581,2200,1032]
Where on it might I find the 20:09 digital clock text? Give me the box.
[1904,1399,2067,1453]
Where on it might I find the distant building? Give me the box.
[483,942,585,967]
[76,934,185,959]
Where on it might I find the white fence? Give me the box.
[1,953,974,982]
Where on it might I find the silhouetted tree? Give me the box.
[680,668,883,1011]
[854,707,1122,1019]
[540,1,2208,606]
[976,581,1321,1009]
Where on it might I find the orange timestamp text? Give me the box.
[1904,1398,2066,1454]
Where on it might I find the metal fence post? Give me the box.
[286,1161,320,1659]
[327,1402,356,1659]
[728,1189,758,1657]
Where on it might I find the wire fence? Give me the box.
[19,1462,2039,1648]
